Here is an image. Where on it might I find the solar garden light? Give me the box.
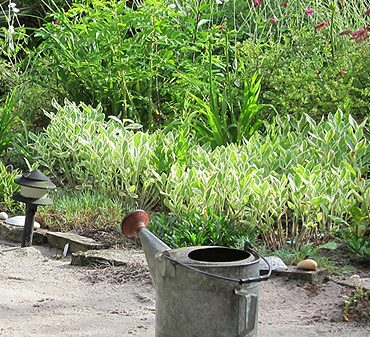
[13,170,56,247]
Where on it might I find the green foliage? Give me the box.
[30,99,162,209]
[234,0,370,121]
[154,111,369,248]
[37,188,123,231]
[2,0,369,131]
[0,162,20,211]
[0,60,17,99]
[0,89,19,157]
[149,210,254,249]
[343,229,370,263]
[255,38,370,121]
[342,285,370,324]
[32,0,204,126]
[187,72,270,147]
[30,103,369,249]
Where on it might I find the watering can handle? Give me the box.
[163,245,271,285]
[234,290,258,337]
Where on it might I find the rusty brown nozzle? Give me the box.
[121,210,150,237]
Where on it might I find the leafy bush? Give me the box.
[30,102,369,249]
[33,0,204,126]
[254,35,370,121]
[154,111,369,248]
[30,99,165,209]
[149,210,255,249]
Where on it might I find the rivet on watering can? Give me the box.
[121,210,271,337]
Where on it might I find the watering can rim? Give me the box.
[164,245,259,268]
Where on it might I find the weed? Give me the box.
[342,282,370,325]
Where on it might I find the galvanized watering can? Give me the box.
[121,210,271,337]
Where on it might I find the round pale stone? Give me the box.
[0,212,9,220]
[297,259,318,271]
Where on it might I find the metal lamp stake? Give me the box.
[22,204,38,247]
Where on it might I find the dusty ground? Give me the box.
[0,241,369,337]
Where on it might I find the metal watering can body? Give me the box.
[122,210,270,337]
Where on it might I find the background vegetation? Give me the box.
[0,0,369,262]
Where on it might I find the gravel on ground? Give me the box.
[0,242,369,337]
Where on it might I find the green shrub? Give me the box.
[154,111,369,248]
[149,210,255,249]
[33,0,203,126]
[30,99,163,209]
[31,104,369,249]
[255,37,370,121]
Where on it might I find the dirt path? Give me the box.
[0,243,369,337]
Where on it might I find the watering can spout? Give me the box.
[121,210,170,283]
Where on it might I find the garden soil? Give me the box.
[0,243,369,337]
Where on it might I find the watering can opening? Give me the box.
[188,247,251,262]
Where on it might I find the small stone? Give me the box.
[297,259,318,271]
[0,212,8,220]
[259,256,288,271]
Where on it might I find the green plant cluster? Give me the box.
[1,0,369,132]
[29,101,369,249]
[343,284,370,324]
[149,210,256,248]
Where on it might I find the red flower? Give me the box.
[315,21,329,29]
[218,25,225,30]
[339,29,352,36]
[281,1,288,6]
[338,69,345,78]
[351,29,369,42]
[365,8,370,16]
[268,17,279,24]
[253,0,262,6]
[53,20,60,25]
[305,8,314,15]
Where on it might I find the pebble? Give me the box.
[0,212,9,220]
[297,259,318,271]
